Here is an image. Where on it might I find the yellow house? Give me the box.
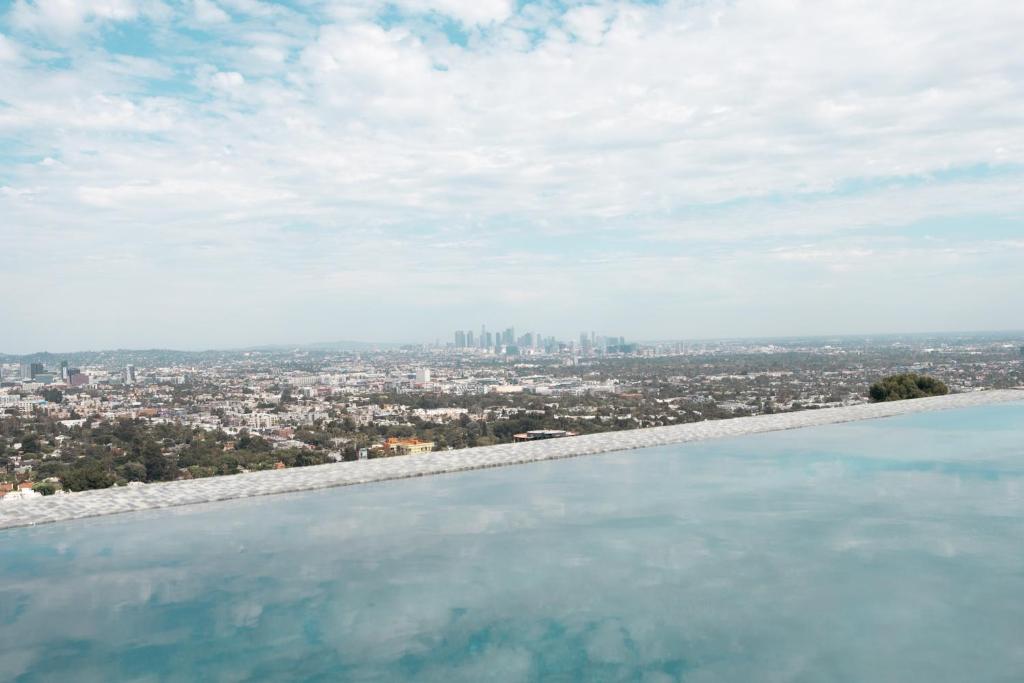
[382,438,435,455]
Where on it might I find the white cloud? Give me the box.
[402,0,514,26]
[0,93,179,131]
[2,0,1024,348]
[217,0,281,18]
[0,185,38,198]
[9,0,147,34]
[206,69,246,91]
[562,4,613,45]
[193,0,230,24]
[0,34,21,62]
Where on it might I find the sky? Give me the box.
[1,0,1022,352]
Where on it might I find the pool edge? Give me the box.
[3,389,1022,530]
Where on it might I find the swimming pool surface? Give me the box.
[2,402,1023,682]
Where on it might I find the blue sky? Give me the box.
[1,0,1022,352]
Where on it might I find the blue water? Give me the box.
[2,402,1024,682]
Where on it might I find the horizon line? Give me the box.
[2,328,1023,359]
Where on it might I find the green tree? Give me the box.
[21,433,40,453]
[869,373,949,402]
[33,482,58,496]
[118,461,148,482]
[141,440,177,482]
[42,388,64,404]
[62,462,115,492]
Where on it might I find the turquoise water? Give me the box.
[2,402,1024,682]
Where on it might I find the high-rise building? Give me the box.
[415,368,431,384]
[466,331,475,348]
[125,364,137,385]
[454,330,466,348]
[503,327,515,345]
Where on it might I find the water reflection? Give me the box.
[2,403,1023,682]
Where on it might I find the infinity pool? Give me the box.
[2,402,1023,682]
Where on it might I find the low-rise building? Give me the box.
[377,438,435,455]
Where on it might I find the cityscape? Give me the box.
[3,330,1022,498]
[3,0,1024,678]
[449,326,634,355]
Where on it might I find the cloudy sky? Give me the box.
[1,0,1022,352]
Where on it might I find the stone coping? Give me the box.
[2,389,1022,530]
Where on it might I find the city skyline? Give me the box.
[2,0,1024,352]
[3,325,1024,357]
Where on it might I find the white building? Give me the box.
[248,412,278,429]
[0,489,43,504]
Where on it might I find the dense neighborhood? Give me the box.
[3,333,1022,497]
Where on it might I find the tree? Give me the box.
[42,388,64,404]
[141,440,177,482]
[33,482,57,496]
[118,461,148,482]
[62,462,115,492]
[869,373,949,402]
[21,433,41,453]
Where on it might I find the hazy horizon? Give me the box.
[2,326,1023,357]
[2,0,1023,353]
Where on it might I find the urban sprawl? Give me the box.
[2,330,1022,500]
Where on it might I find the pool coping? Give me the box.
[2,389,1022,530]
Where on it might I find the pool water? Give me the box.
[2,402,1023,682]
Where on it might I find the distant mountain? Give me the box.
[0,340,406,362]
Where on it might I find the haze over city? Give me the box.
[3,0,1023,351]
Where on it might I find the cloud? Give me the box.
[193,0,230,24]
[562,4,613,44]
[1,0,1023,349]
[216,0,282,19]
[0,34,21,62]
[200,67,246,92]
[401,0,514,26]
[8,0,150,34]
